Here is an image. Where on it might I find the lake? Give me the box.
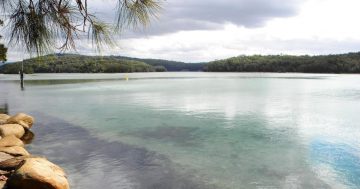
[0,72,359,189]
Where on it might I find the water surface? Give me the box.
[0,72,359,189]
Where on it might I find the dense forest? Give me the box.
[114,56,206,71]
[205,53,360,73]
[0,54,165,74]
[2,52,360,74]
[0,54,205,74]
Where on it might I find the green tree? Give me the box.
[0,19,7,62]
[1,0,161,89]
[205,53,360,73]
[0,0,161,55]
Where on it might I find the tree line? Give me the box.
[205,53,360,73]
[0,54,207,74]
[0,54,165,74]
[3,52,360,74]
[114,56,206,71]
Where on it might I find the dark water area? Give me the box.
[27,112,213,189]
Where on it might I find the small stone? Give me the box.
[0,175,6,181]
[0,146,30,157]
[0,152,15,163]
[6,113,34,129]
[20,130,35,144]
[0,170,10,176]
[0,180,5,189]
[0,156,27,171]
[0,124,25,138]
[0,135,24,148]
[0,114,10,125]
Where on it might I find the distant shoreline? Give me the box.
[1,71,360,75]
[2,52,360,74]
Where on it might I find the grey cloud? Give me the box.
[168,0,299,25]
[89,0,304,37]
[126,0,303,37]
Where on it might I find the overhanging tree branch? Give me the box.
[0,19,7,62]
[0,0,162,56]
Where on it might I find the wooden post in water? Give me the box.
[20,60,24,90]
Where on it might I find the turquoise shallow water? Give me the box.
[0,73,360,189]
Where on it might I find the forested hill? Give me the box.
[0,54,205,74]
[2,52,360,74]
[0,54,155,74]
[113,56,206,71]
[205,52,360,73]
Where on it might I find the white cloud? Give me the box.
[115,0,360,62]
[3,0,360,62]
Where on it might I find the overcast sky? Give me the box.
[4,0,360,62]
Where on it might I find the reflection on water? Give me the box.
[28,112,214,189]
[0,73,360,189]
[311,139,360,188]
[0,103,8,114]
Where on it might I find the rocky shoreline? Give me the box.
[0,113,69,189]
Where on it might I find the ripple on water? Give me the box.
[27,112,216,189]
[310,139,360,188]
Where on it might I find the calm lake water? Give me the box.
[0,72,360,189]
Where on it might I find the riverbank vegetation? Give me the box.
[2,52,360,74]
[0,55,155,74]
[117,56,205,71]
[205,52,360,73]
[0,54,205,73]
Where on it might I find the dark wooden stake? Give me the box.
[20,60,24,90]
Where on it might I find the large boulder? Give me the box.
[0,146,30,157]
[7,157,70,189]
[0,114,10,125]
[6,113,34,129]
[0,135,24,148]
[0,124,25,138]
